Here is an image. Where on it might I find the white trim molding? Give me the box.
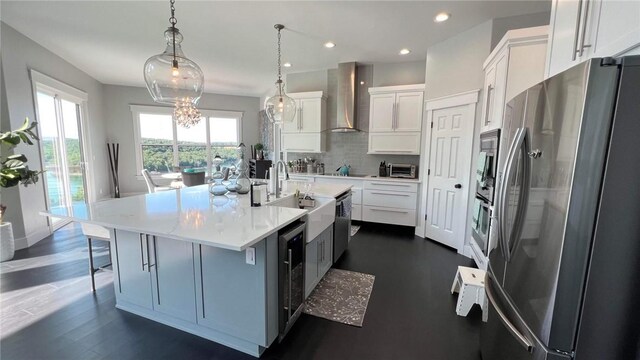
[424,89,480,111]
[368,84,425,95]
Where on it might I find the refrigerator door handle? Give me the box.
[507,128,531,260]
[485,273,534,353]
[498,128,522,260]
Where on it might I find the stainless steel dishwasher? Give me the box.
[333,191,352,263]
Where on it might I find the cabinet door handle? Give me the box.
[578,0,592,56]
[370,182,411,187]
[370,191,411,197]
[152,236,160,305]
[146,235,153,272]
[572,0,585,61]
[287,249,293,319]
[392,102,397,130]
[484,84,494,125]
[139,233,147,271]
[370,208,409,214]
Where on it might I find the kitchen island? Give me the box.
[41,183,352,357]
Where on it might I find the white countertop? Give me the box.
[282,181,353,198]
[288,173,421,184]
[41,185,308,251]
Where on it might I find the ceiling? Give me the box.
[1,1,551,97]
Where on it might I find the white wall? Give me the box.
[103,84,261,195]
[491,11,551,50]
[371,61,426,87]
[1,22,109,248]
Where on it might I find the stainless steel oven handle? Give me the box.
[485,274,533,352]
[287,248,293,319]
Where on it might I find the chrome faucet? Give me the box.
[274,160,290,198]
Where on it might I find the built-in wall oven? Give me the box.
[472,129,500,257]
[278,221,305,341]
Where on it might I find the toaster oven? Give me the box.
[388,163,417,179]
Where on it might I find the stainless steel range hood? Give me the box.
[332,62,360,132]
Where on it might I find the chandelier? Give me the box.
[264,24,296,125]
[144,0,204,113]
[174,97,202,128]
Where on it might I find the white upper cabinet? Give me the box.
[481,26,549,133]
[369,93,396,132]
[395,92,424,132]
[281,91,327,153]
[546,0,640,78]
[368,84,425,155]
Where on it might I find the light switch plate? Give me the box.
[246,247,256,265]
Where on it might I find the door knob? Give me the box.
[455,184,462,189]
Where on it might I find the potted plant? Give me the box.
[1,118,42,262]
[254,143,265,160]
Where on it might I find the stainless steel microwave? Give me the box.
[389,163,417,179]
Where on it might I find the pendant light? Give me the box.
[264,24,296,125]
[144,0,204,109]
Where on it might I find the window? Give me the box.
[131,105,243,176]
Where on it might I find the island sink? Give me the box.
[267,194,336,242]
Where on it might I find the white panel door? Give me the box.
[395,91,424,132]
[369,93,395,132]
[425,105,473,250]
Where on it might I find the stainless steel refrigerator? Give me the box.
[481,56,640,360]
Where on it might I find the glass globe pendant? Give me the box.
[144,0,204,106]
[264,24,296,125]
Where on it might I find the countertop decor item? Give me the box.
[254,143,264,160]
[337,162,351,176]
[0,118,42,262]
[234,143,251,194]
[107,143,120,198]
[208,154,227,196]
[263,24,296,125]
[143,0,204,112]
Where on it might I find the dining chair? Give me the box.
[141,169,173,193]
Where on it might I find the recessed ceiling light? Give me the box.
[324,42,336,48]
[360,81,365,85]
[283,62,292,67]
[399,48,411,55]
[434,12,450,23]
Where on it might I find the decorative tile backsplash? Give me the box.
[286,131,419,176]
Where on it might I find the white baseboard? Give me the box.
[14,226,52,250]
[461,244,473,259]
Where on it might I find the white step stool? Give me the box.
[451,266,488,322]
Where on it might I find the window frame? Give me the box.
[130,105,243,178]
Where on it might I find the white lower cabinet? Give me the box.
[362,206,417,227]
[362,180,419,226]
[113,230,196,321]
[304,226,333,298]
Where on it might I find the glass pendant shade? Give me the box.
[264,82,296,125]
[144,28,204,105]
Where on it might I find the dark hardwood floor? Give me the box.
[0,222,481,360]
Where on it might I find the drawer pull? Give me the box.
[370,208,409,214]
[370,182,411,187]
[370,192,410,197]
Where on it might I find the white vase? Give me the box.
[1,222,15,262]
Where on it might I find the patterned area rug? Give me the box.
[303,269,375,327]
[351,225,361,237]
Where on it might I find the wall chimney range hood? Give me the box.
[332,62,361,132]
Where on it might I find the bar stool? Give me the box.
[80,223,112,292]
[451,266,488,322]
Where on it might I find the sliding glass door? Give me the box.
[35,89,88,229]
